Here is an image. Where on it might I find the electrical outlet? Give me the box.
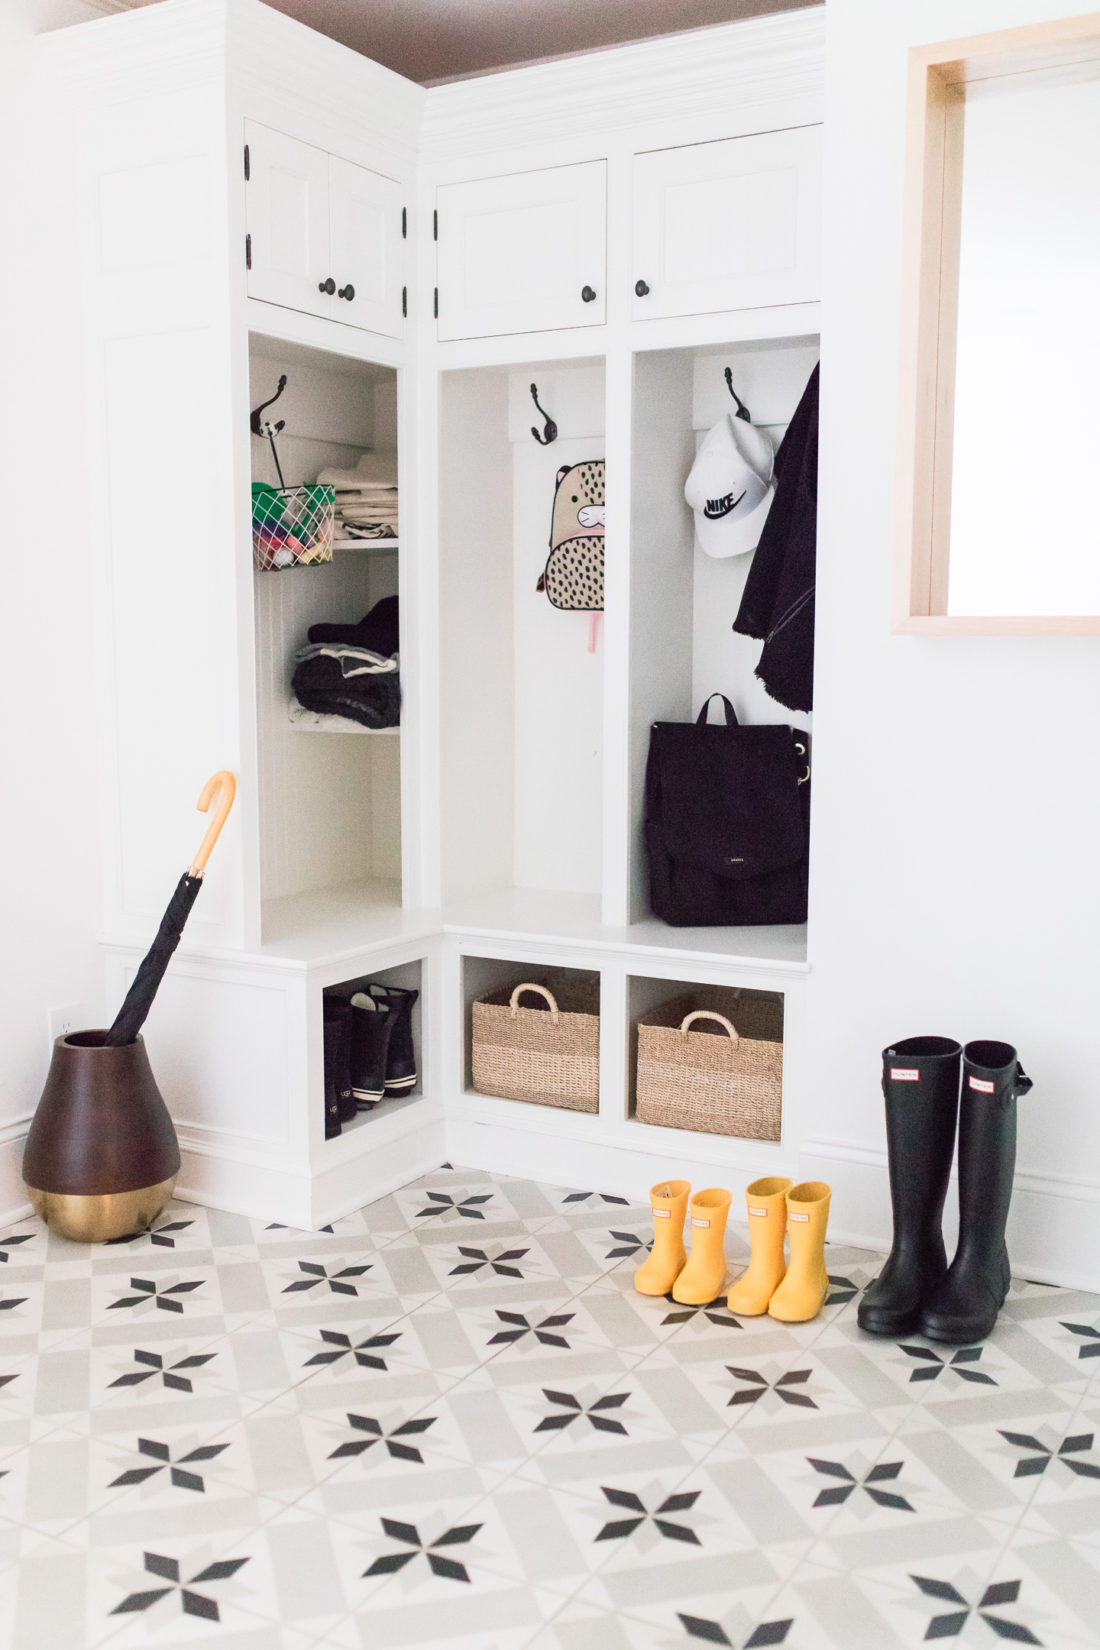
[48,1003,85,1049]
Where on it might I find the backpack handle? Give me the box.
[679,1009,740,1044]
[510,983,560,1023]
[696,694,738,726]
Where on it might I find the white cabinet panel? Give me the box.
[245,122,333,319]
[329,155,405,338]
[631,126,822,319]
[436,161,606,340]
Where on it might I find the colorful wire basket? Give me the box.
[252,483,335,571]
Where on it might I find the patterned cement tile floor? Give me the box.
[2,1166,1100,1650]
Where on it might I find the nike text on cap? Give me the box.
[684,411,776,558]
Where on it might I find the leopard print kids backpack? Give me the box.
[537,459,605,611]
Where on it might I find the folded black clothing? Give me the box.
[308,594,399,657]
[292,665,401,728]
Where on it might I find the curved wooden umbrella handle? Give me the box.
[188,770,236,876]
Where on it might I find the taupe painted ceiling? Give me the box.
[88,0,821,84]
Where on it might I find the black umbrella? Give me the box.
[104,772,236,1046]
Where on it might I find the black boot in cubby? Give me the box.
[919,1041,1032,1345]
[322,999,355,1137]
[348,992,394,1110]
[365,983,419,1097]
[858,1035,961,1338]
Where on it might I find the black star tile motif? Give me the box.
[107,1221,195,1249]
[727,1367,817,1409]
[536,1389,630,1435]
[108,1437,230,1493]
[606,1230,652,1260]
[1061,1320,1100,1360]
[302,1329,401,1371]
[678,1614,794,1647]
[900,1345,997,1385]
[488,1309,574,1350]
[416,1192,493,1221]
[328,1414,436,1464]
[0,1294,28,1315]
[826,1275,862,1306]
[0,1373,19,1394]
[448,1246,529,1279]
[663,1295,742,1330]
[364,1518,481,1583]
[0,1232,34,1263]
[911,1576,1040,1643]
[999,1429,1100,1480]
[563,1192,629,1206]
[807,1457,914,1511]
[111,1552,249,1622]
[108,1349,217,1393]
[282,1261,372,1297]
[267,1222,334,1233]
[595,1486,700,1544]
[108,1278,204,1315]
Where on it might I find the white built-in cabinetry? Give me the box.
[42,0,824,1229]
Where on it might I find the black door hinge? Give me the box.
[245,232,251,270]
[401,205,407,239]
[433,287,438,318]
[433,208,438,241]
[402,285,407,318]
[244,143,250,181]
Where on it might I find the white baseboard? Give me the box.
[0,1124,32,1226]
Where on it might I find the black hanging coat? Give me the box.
[732,363,819,714]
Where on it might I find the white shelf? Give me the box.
[443,886,808,971]
[331,537,399,552]
[260,880,439,966]
[288,696,400,734]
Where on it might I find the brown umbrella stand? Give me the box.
[23,772,236,1243]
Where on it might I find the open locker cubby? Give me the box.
[626,974,785,1142]
[461,955,601,1112]
[249,335,403,943]
[322,957,425,1140]
[627,336,819,950]
[440,359,606,929]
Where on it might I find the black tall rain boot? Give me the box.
[857,1035,961,1338]
[919,1041,1032,1345]
[322,999,354,1137]
[367,984,419,1097]
[349,992,394,1110]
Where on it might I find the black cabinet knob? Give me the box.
[581,285,597,303]
[338,284,355,301]
[635,279,650,297]
[318,277,336,295]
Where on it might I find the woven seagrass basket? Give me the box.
[472,970,600,1113]
[635,987,783,1140]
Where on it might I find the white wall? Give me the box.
[805,0,1100,1286]
[0,4,104,1218]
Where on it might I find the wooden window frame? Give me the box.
[893,12,1100,636]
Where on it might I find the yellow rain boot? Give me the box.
[634,1180,690,1296]
[727,1176,793,1316]
[768,1181,832,1322]
[671,1188,732,1304]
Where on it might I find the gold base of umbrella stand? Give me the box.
[25,1176,178,1244]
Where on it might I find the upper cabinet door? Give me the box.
[245,123,333,319]
[329,157,405,339]
[436,161,607,341]
[631,126,822,320]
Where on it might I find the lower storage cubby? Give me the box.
[321,958,423,1140]
[462,956,600,1113]
[627,976,784,1141]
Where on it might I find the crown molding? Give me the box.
[420,6,825,164]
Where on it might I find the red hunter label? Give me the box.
[652,1208,671,1218]
[969,1076,995,1093]
[748,1206,768,1217]
[789,1211,810,1223]
[691,1217,711,1229]
[890,1068,920,1081]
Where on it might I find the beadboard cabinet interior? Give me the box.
[49,0,824,1228]
[245,121,406,338]
[435,161,608,340]
[631,126,823,321]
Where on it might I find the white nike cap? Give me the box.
[684,413,776,558]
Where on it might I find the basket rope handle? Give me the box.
[510,983,560,1023]
[679,1009,739,1044]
